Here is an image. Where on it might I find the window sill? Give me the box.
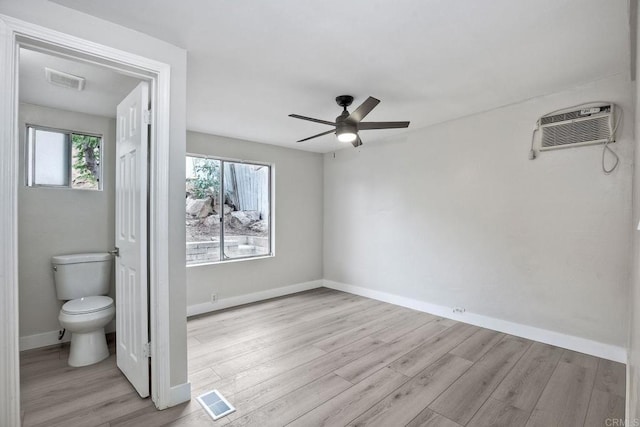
[186,253,274,268]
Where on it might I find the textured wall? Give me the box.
[324,74,633,348]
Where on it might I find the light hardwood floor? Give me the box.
[20,288,626,426]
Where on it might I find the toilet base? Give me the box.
[68,328,110,367]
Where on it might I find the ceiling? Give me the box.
[19,48,140,118]
[50,0,630,153]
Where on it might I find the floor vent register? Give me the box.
[197,389,236,420]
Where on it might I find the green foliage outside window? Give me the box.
[190,158,220,199]
[72,134,101,185]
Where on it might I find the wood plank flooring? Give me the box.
[20,288,626,426]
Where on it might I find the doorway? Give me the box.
[17,45,151,422]
[0,16,177,425]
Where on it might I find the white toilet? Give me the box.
[52,253,115,367]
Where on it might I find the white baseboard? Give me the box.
[168,382,191,406]
[20,329,70,351]
[186,280,324,317]
[20,324,116,352]
[324,280,627,363]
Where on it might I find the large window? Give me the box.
[186,155,272,265]
[26,125,102,190]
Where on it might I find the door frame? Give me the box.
[0,14,174,425]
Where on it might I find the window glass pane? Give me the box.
[186,156,222,265]
[33,129,69,186]
[26,127,103,191]
[71,134,102,190]
[223,161,270,260]
[26,127,35,186]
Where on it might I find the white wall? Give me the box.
[186,131,324,309]
[324,74,633,349]
[0,0,189,389]
[18,103,116,345]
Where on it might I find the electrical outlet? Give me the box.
[211,293,218,304]
[452,307,465,314]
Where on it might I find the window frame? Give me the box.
[25,123,103,191]
[186,153,275,266]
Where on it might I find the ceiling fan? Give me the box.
[289,95,410,147]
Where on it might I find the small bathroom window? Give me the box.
[26,125,103,190]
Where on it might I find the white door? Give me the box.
[115,81,150,398]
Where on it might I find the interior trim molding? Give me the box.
[626,361,633,420]
[0,16,20,427]
[323,280,627,363]
[187,280,324,317]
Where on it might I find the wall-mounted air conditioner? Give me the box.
[539,104,614,151]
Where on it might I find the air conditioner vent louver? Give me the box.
[539,105,613,151]
[45,67,85,91]
[541,116,610,148]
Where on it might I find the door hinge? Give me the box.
[143,342,152,358]
[143,109,152,125]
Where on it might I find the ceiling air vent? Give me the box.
[539,105,614,151]
[45,67,86,91]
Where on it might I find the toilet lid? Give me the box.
[62,296,114,315]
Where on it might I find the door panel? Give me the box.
[115,81,149,398]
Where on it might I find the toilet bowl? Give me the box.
[52,253,114,367]
[58,296,115,367]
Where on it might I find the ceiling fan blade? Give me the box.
[351,135,363,147]
[297,129,335,142]
[289,114,336,127]
[347,96,380,123]
[358,121,410,130]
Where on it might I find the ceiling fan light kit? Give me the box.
[289,95,410,147]
[337,131,357,143]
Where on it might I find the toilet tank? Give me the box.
[51,253,113,300]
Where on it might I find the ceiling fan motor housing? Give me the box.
[336,117,357,134]
[335,97,356,135]
[335,109,357,139]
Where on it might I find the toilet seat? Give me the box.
[62,296,114,315]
